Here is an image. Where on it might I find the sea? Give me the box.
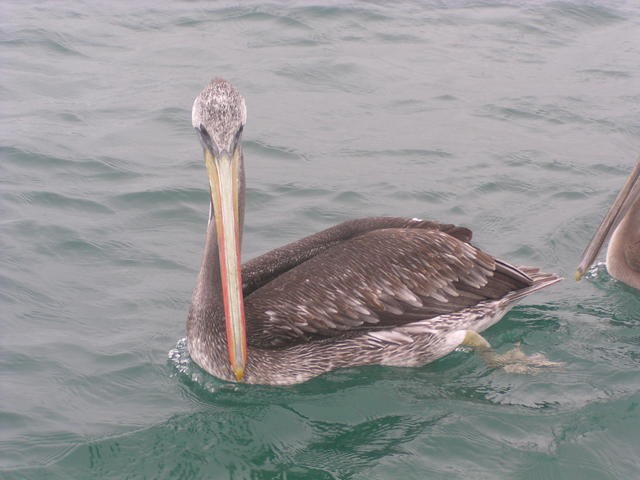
[1,1,639,479]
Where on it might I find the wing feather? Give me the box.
[245,227,532,348]
[241,217,472,295]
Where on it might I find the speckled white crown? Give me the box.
[192,78,247,153]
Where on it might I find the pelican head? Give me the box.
[192,78,247,380]
[576,159,640,289]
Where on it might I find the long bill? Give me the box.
[575,159,640,281]
[204,145,247,380]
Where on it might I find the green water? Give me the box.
[1,1,639,478]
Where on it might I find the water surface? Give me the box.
[1,1,639,478]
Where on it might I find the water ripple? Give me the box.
[3,0,640,478]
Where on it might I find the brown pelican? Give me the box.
[576,159,640,289]
[187,78,562,385]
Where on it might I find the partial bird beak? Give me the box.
[204,144,247,380]
[576,159,640,281]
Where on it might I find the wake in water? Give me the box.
[584,261,608,280]
[169,338,246,393]
[168,337,191,376]
[582,261,631,290]
[167,337,215,389]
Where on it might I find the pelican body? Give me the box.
[187,79,561,385]
[576,159,640,289]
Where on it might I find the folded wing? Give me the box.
[244,222,532,348]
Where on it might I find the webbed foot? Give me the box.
[462,330,565,374]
